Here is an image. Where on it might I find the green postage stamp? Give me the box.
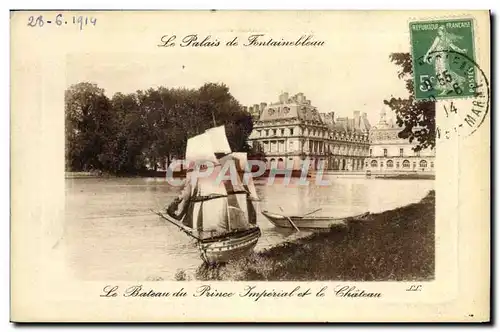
[410,18,476,100]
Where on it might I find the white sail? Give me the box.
[183,132,229,234]
[205,125,232,154]
[185,132,218,165]
[181,127,258,236]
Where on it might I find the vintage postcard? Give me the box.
[10,10,490,322]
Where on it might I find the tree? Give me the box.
[65,81,254,174]
[197,83,253,152]
[384,53,436,151]
[65,82,113,171]
[98,92,148,174]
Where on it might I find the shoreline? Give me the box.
[65,171,435,180]
[191,190,435,281]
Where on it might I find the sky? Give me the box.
[66,12,416,126]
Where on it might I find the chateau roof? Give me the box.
[253,92,371,134]
[258,102,323,123]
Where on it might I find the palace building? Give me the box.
[247,92,371,171]
[365,106,435,175]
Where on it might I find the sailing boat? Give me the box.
[154,125,261,264]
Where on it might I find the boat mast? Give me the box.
[211,109,216,127]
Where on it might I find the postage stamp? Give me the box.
[410,18,476,100]
[10,10,491,323]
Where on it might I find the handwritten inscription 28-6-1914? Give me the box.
[100,285,382,301]
[26,13,97,31]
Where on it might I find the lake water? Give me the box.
[64,176,433,281]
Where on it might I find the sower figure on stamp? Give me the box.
[424,25,468,95]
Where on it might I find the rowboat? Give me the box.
[261,210,370,230]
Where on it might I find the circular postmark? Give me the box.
[415,50,489,139]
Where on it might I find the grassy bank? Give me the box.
[194,190,435,281]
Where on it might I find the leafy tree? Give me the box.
[65,82,113,171]
[197,83,253,152]
[65,82,254,174]
[99,92,148,173]
[384,53,436,151]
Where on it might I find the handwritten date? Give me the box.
[27,14,97,31]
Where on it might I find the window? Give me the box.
[387,160,394,168]
[431,162,434,168]
[369,149,372,156]
[370,160,378,167]
[399,148,404,157]
[265,130,269,136]
[280,128,285,136]
[402,160,410,168]
[420,160,427,168]
[380,162,384,168]
[257,130,261,137]
[272,129,277,136]
[383,149,388,157]
[396,162,400,168]
[290,128,294,135]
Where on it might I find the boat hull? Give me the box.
[198,227,261,264]
[261,211,369,230]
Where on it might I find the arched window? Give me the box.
[370,160,378,167]
[278,158,285,169]
[386,160,394,168]
[402,160,410,168]
[420,160,428,168]
[269,158,276,168]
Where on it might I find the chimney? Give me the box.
[248,106,253,113]
[362,112,367,118]
[354,111,361,129]
[297,92,305,103]
[253,104,259,112]
[260,102,267,112]
[282,92,289,103]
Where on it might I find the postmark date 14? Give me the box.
[27,14,97,31]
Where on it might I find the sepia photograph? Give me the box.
[64,52,436,283]
[11,10,490,322]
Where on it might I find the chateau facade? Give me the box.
[246,92,371,171]
[365,107,435,175]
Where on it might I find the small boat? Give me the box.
[155,125,262,265]
[261,210,369,230]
